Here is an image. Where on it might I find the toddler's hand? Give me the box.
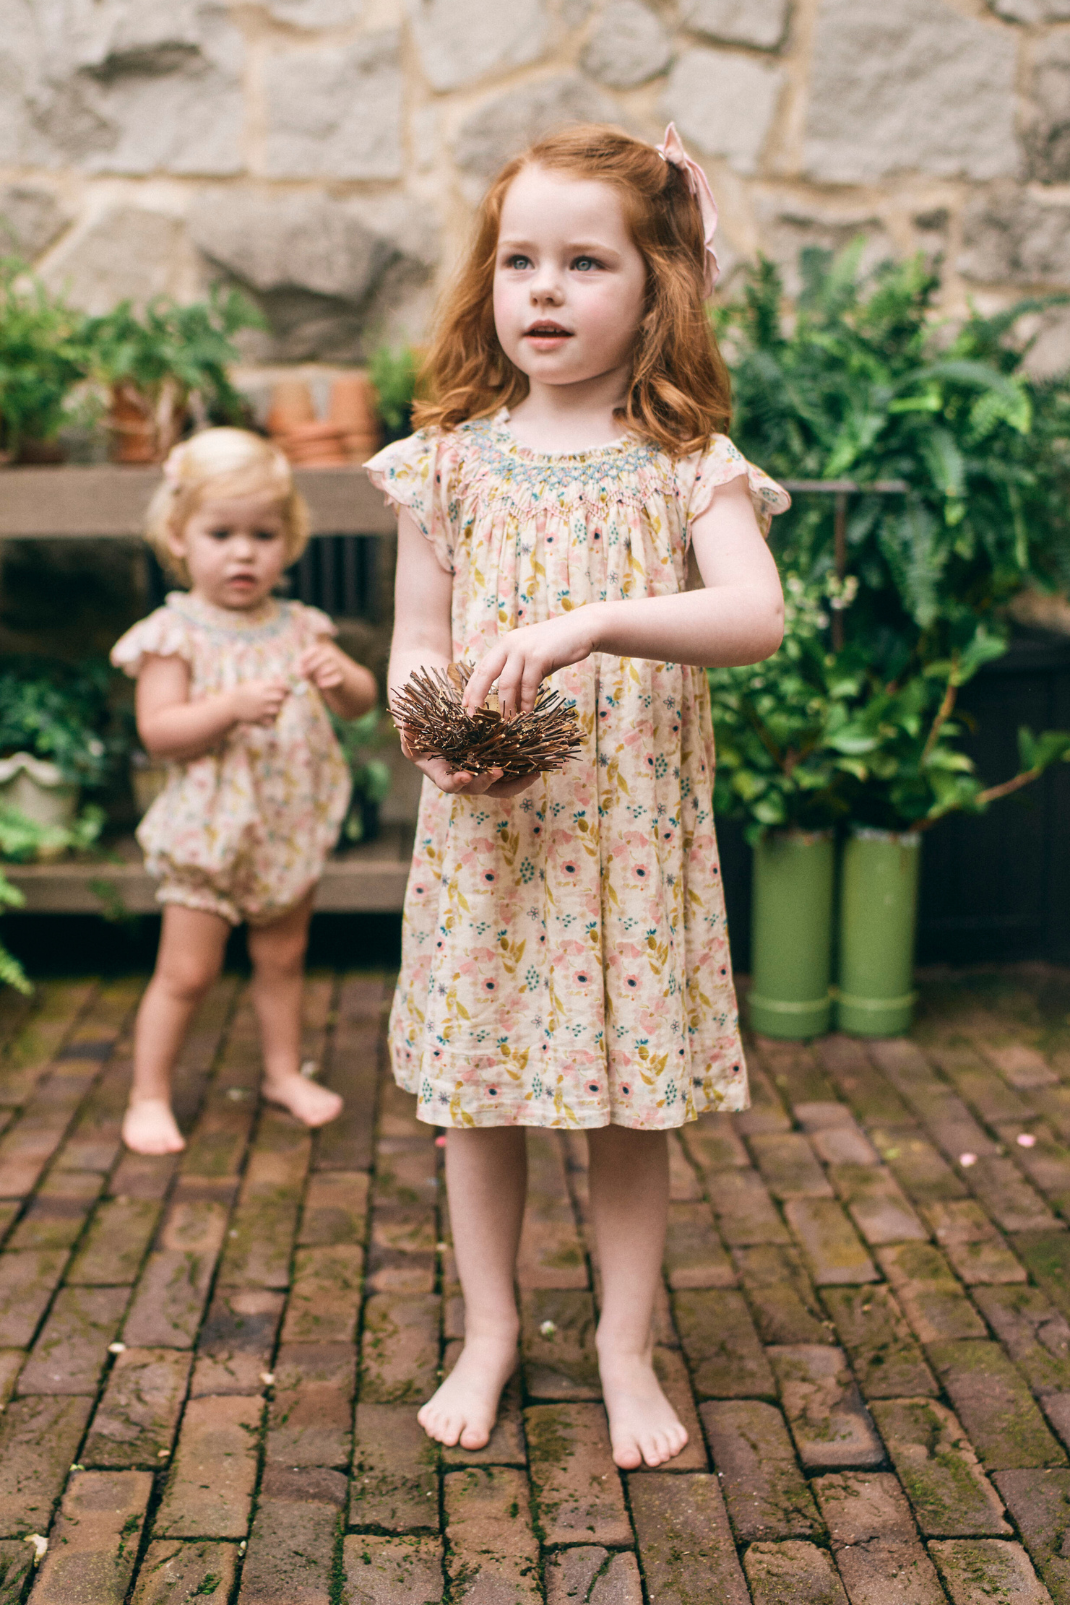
[231,679,289,727]
[298,642,347,691]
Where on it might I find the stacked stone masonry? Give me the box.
[0,968,1070,1599]
[2,0,1068,384]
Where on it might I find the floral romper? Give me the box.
[111,592,351,925]
[367,412,790,1130]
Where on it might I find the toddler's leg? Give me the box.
[248,893,342,1127]
[418,1126,526,1450]
[124,905,229,1154]
[587,1124,688,1470]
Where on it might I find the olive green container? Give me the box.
[748,829,834,1039]
[837,827,921,1036]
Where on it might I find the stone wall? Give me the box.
[2,0,1069,396]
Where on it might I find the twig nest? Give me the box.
[392,661,582,780]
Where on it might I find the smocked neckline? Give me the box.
[166,591,283,632]
[490,408,641,463]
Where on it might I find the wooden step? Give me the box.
[3,825,414,915]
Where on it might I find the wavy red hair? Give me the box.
[413,124,731,455]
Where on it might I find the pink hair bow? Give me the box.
[656,122,720,297]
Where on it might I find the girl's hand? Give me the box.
[462,611,600,719]
[399,727,540,799]
[298,642,348,691]
[231,679,289,726]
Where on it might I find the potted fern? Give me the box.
[82,288,264,463]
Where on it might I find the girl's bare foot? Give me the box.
[417,1330,518,1450]
[261,1071,343,1127]
[599,1350,688,1469]
[122,1098,186,1155]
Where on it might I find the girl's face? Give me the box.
[493,166,647,400]
[169,485,289,611]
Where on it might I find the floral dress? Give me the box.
[111,592,351,925]
[367,412,789,1130]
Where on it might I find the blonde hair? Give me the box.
[145,428,310,584]
[415,123,731,456]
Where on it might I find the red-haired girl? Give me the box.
[367,124,789,1469]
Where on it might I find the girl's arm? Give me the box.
[388,509,536,798]
[298,641,377,720]
[463,474,784,717]
[136,654,289,762]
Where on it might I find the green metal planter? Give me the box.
[748,829,834,1039]
[837,827,921,1036]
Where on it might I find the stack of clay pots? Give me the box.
[266,377,382,468]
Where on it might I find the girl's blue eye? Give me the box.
[573,256,600,272]
[506,254,531,270]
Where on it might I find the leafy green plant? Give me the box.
[331,709,394,844]
[369,345,420,442]
[718,246,1070,677]
[0,257,90,457]
[0,869,29,994]
[82,286,265,425]
[710,574,1070,842]
[0,802,104,861]
[0,659,119,787]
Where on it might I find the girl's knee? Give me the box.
[251,932,308,982]
[154,953,220,1006]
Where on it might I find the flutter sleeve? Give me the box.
[677,434,792,539]
[364,429,457,574]
[110,605,196,678]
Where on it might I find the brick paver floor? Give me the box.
[2,966,1070,1602]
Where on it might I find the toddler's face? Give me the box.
[493,166,647,399]
[170,487,289,611]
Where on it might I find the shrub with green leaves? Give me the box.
[0,659,119,787]
[369,345,420,442]
[710,246,1070,839]
[331,708,394,844]
[710,575,1070,841]
[0,257,89,456]
[718,246,1070,677]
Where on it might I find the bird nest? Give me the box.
[391,661,582,780]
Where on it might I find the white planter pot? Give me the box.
[0,753,78,830]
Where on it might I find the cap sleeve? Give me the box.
[678,435,791,539]
[364,429,456,574]
[110,606,196,678]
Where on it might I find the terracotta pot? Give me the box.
[330,375,381,439]
[267,380,316,437]
[276,419,349,467]
[108,380,187,465]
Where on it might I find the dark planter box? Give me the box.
[719,629,1070,971]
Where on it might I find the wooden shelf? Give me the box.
[0,464,395,539]
[3,824,414,915]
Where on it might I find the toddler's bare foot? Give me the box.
[417,1330,518,1450]
[122,1098,186,1155]
[599,1349,688,1469]
[262,1071,343,1128]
